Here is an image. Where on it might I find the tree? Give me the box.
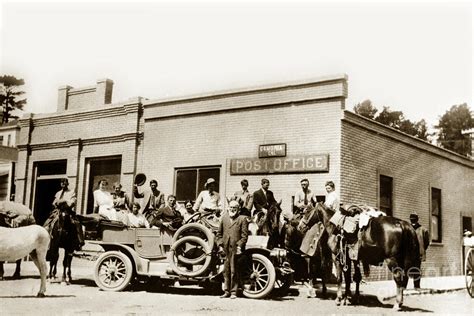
[436,103,473,156]
[354,99,378,119]
[375,106,404,129]
[0,75,26,124]
[353,102,431,141]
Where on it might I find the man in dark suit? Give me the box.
[216,200,249,299]
[149,195,183,231]
[133,179,165,222]
[252,178,277,215]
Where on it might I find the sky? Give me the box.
[0,0,472,128]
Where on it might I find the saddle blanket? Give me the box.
[359,207,385,228]
[300,222,324,257]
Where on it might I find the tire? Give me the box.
[242,253,276,299]
[94,251,134,292]
[169,235,212,277]
[466,248,473,298]
[172,223,215,247]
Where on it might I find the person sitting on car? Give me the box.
[128,202,150,228]
[149,195,183,231]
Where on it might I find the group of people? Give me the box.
[93,179,188,231]
[46,175,430,295]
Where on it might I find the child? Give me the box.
[128,202,150,228]
[216,200,248,299]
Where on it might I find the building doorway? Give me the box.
[32,160,67,225]
[85,156,122,214]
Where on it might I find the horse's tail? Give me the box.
[400,220,421,271]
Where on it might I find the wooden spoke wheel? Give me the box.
[466,248,474,298]
[94,251,133,292]
[241,253,276,299]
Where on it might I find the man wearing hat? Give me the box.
[193,178,222,213]
[409,211,430,289]
[45,178,84,249]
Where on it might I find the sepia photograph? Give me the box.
[0,0,472,314]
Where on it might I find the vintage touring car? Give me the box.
[83,212,293,299]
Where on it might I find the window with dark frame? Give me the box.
[175,166,220,202]
[379,175,393,216]
[431,187,442,242]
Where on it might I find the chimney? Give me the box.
[96,79,114,106]
[57,85,72,111]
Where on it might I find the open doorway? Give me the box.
[85,156,122,214]
[32,160,67,225]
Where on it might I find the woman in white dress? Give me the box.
[93,179,118,221]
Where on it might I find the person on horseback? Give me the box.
[409,211,430,289]
[193,178,222,214]
[294,178,315,215]
[45,178,84,249]
[324,181,340,212]
[252,178,277,216]
[233,179,253,217]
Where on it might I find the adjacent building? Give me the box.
[0,120,19,201]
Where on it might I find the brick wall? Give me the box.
[341,111,474,280]
[141,101,344,214]
[16,100,142,215]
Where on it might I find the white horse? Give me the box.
[0,225,50,297]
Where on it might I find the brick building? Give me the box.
[16,74,473,277]
[0,120,19,200]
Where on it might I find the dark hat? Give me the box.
[204,178,216,188]
[409,211,419,218]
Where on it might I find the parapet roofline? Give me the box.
[143,73,348,107]
[343,110,474,167]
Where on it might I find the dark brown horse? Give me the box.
[284,204,332,297]
[253,201,284,249]
[45,208,80,284]
[315,202,421,310]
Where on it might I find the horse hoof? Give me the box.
[37,292,45,298]
[335,298,342,306]
[393,304,402,311]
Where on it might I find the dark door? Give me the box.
[33,178,62,225]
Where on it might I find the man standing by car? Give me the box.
[216,200,248,299]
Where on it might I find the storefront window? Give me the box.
[379,175,393,216]
[431,187,442,242]
[175,166,220,202]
